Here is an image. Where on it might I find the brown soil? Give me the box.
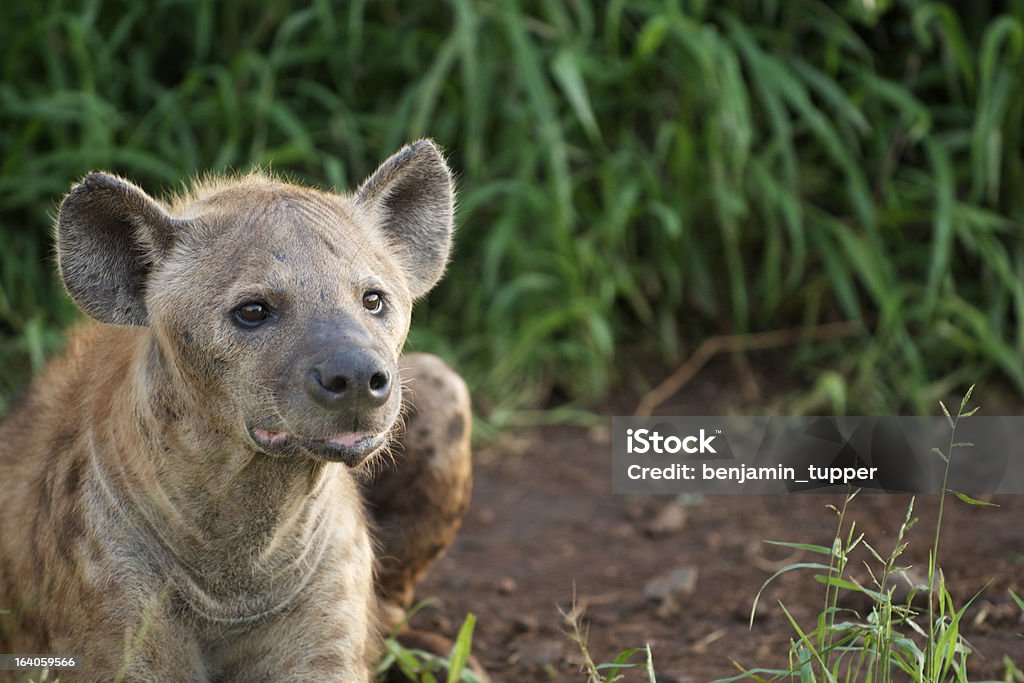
[412,366,1024,682]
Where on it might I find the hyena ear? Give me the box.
[356,139,455,299]
[57,172,180,326]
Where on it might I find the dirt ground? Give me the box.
[412,362,1024,682]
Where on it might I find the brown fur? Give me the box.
[365,354,473,628]
[0,141,472,682]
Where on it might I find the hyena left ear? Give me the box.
[356,139,455,299]
[57,172,181,326]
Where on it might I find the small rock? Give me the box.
[644,503,688,537]
[476,506,496,525]
[498,576,518,595]
[588,425,611,444]
[512,613,539,634]
[644,566,699,617]
[610,522,634,539]
[626,504,646,521]
[644,566,699,601]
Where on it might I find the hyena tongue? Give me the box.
[254,428,288,443]
[329,433,369,448]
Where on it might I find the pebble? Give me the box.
[644,566,699,616]
[476,506,497,525]
[512,613,539,633]
[644,503,688,537]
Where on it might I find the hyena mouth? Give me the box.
[248,427,388,466]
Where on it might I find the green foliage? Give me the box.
[2,1,1024,415]
[375,614,482,683]
[720,389,1018,683]
[560,596,657,682]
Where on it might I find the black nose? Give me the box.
[306,350,392,410]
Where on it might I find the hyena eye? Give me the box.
[233,301,272,328]
[362,291,384,315]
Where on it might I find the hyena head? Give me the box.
[56,140,454,467]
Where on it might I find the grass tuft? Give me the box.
[720,387,1019,683]
[560,590,657,683]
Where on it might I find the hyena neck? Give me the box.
[90,330,348,623]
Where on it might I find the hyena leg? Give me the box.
[362,352,473,631]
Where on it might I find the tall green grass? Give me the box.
[1,1,1023,417]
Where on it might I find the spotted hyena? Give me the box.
[0,140,473,681]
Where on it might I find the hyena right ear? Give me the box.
[355,140,455,299]
[57,172,181,326]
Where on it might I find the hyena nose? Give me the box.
[306,350,392,410]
